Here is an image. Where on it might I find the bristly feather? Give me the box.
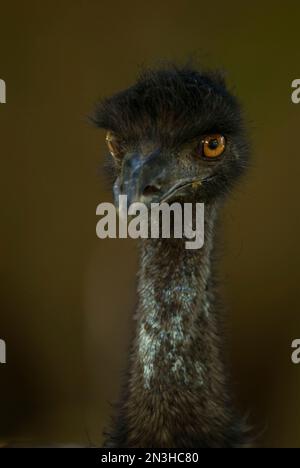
[91,64,246,150]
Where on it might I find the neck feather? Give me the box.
[136,203,218,390]
[105,202,247,448]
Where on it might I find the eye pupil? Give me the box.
[208,139,219,150]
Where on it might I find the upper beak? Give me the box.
[114,151,167,207]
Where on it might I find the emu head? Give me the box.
[93,66,249,207]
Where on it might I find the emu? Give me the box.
[93,65,251,448]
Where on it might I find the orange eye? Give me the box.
[202,134,226,158]
[105,131,122,158]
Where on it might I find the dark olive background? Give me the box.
[0,0,300,448]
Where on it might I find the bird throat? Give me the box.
[106,202,246,448]
[135,203,218,390]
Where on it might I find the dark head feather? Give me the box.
[92,65,245,151]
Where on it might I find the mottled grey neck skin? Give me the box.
[137,204,218,392]
[104,203,248,448]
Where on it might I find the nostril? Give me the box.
[143,185,161,197]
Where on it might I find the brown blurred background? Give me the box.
[0,0,300,448]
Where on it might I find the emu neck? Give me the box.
[106,203,244,448]
[136,204,218,390]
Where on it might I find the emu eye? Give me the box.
[106,131,122,159]
[202,134,226,159]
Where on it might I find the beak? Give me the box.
[114,151,167,208]
[113,151,204,210]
